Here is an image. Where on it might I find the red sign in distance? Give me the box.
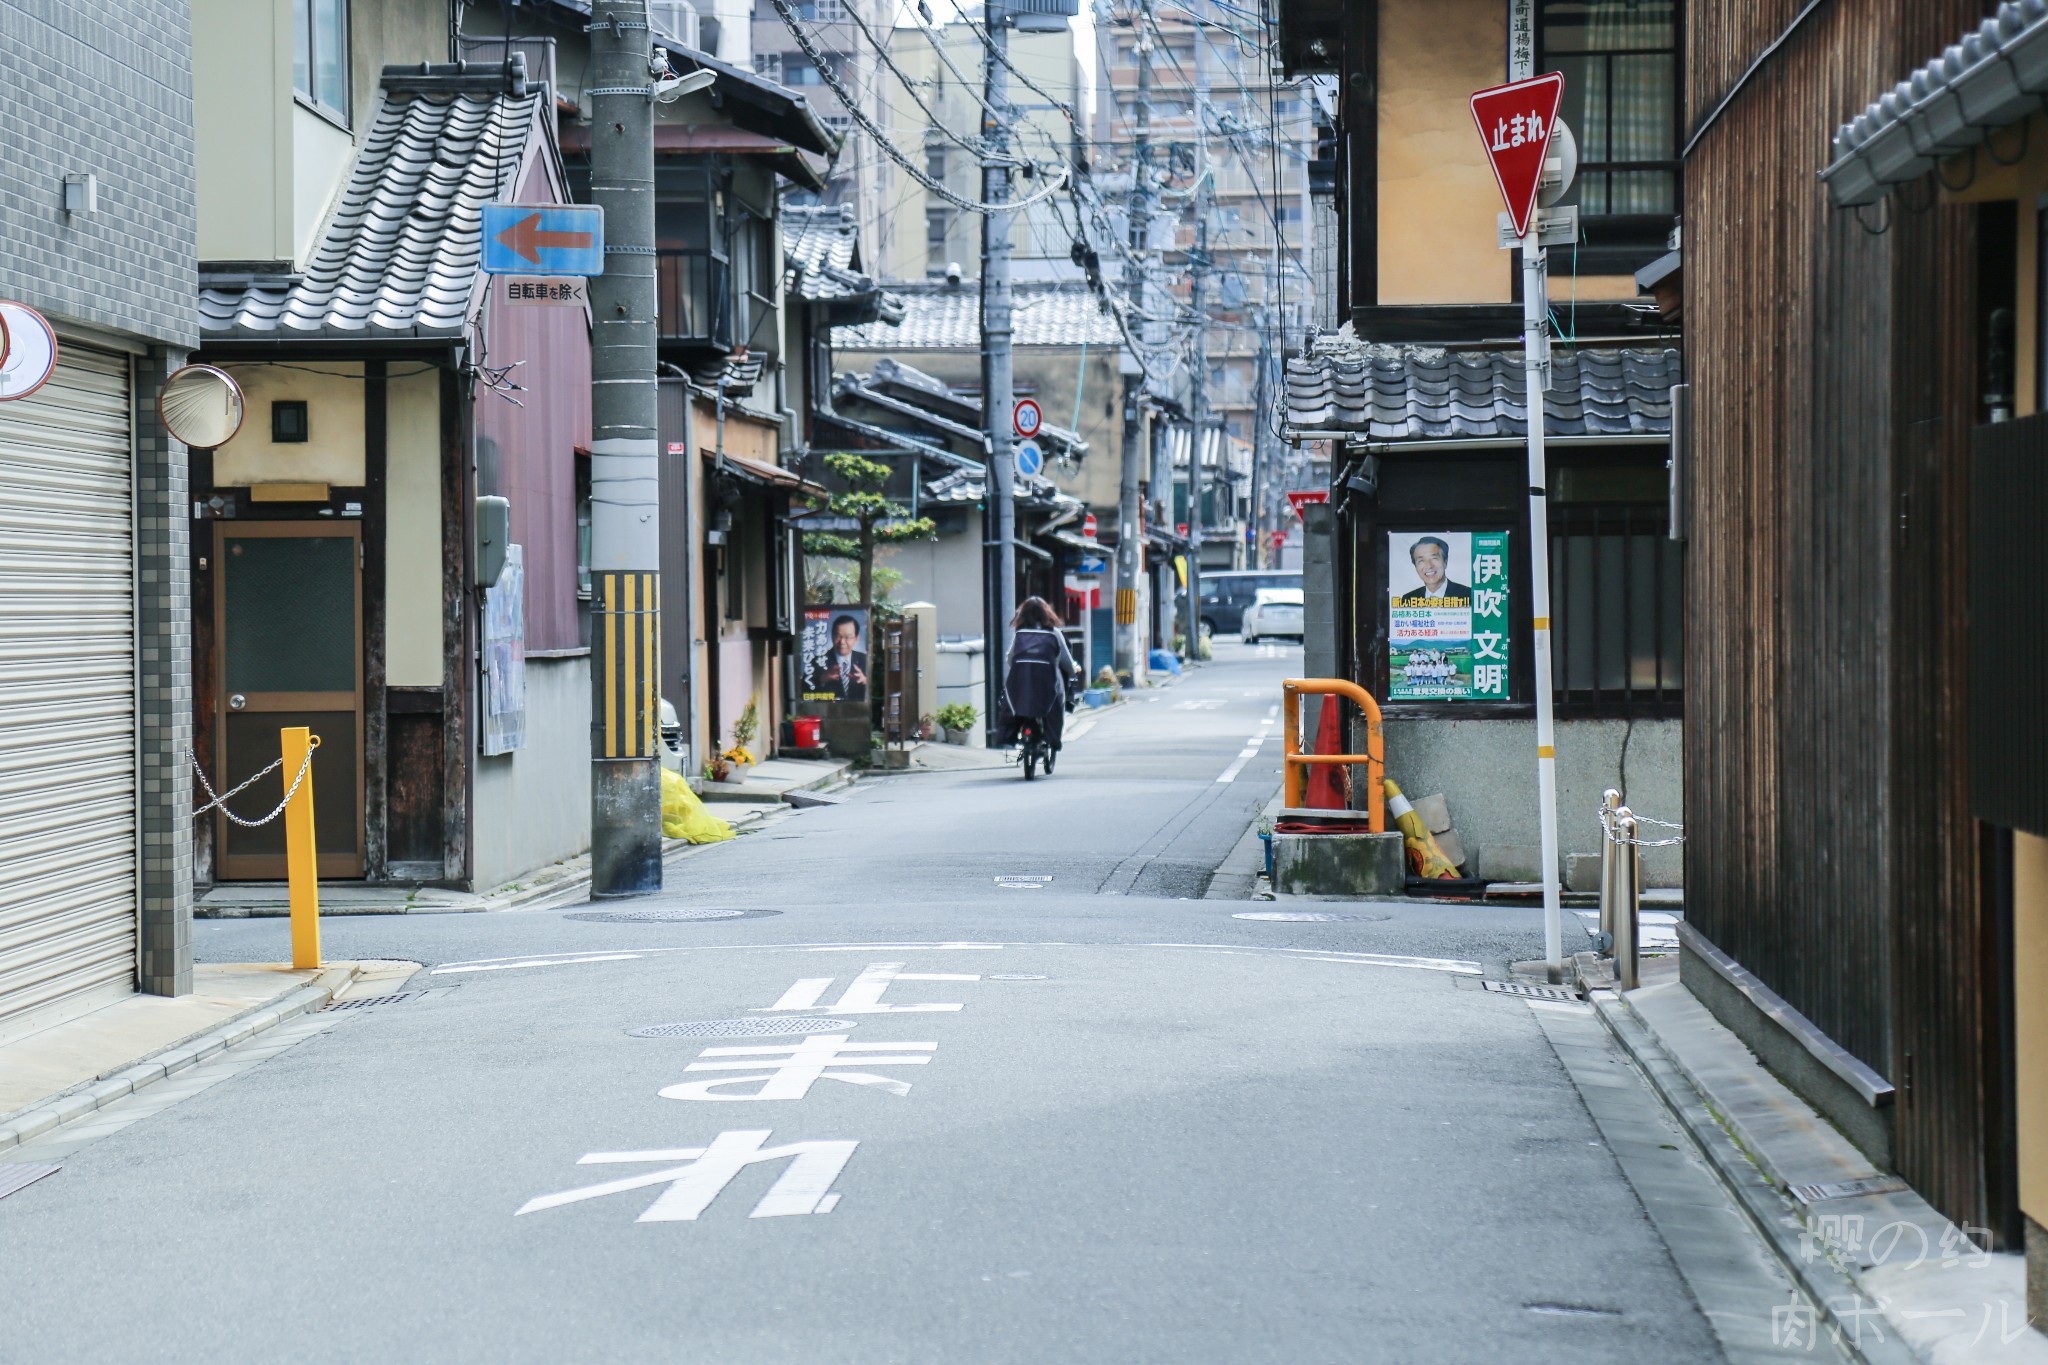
[1470,72,1565,239]
[1013,398,1042,439]
[1082,512,1098,539]
[1285,489,1328,518]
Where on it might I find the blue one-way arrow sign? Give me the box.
[482,204,605,276]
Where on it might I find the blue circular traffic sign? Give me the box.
[1015,439,1045,477]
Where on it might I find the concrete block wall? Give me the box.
[1380,717,1684,887]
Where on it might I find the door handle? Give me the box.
[228,694,247,711]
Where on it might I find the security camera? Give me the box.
[654,68,717,103]
[944,261,962,287]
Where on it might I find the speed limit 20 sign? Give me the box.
[1013,398,1042,439]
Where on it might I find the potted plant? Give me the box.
[705,753,732,784]
[916,712,937,742]
[935,702,977,744]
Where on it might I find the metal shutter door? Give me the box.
[0,344,137,1033]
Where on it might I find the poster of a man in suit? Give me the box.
[802,607,869,703]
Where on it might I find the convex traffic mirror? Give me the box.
[158,364,246,449]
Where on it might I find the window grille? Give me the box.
[1549,504,1682,718]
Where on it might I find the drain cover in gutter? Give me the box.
[1233,911,1387,923]
[0,1164,59,1201]
[325,992,417,1012]
[566,908,781,924]
[1788,1175,1908,1204]
[1480,979,1581,1002]
[628,1018,858,1039]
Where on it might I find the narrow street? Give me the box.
[1,645,1824,1364]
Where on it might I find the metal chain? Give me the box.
[188,741,318,828]
[1597,804,1687,848]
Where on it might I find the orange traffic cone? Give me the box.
[1305,694,1353,809]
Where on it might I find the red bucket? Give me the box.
[792,715,822,749]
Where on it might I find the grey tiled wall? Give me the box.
[0,2,196,347]
[134,348,192,997]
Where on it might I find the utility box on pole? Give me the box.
[587,2,667,897]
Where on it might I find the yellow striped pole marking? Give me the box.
[1537,745,1555,758]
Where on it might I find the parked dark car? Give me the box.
[1197,570,1302,636]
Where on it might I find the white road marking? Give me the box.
[518,1129,857,1222]
[1266,704,1278,718]
[433,953,641,975]
[660,1037,937,1101]
[1216,753,1258,783]
[436,941,1479,977]
[753,962,980,1014]
[1172,699,1225,710]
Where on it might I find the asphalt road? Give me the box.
[0,641,1827,1364]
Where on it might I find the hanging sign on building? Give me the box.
[1470,73,1564,238]
[1387,530,1511,701]
[494,276,590,307]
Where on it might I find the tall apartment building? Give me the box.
[871,14,1085,282]
[750,0,891,247]
[1093,2,1314,454]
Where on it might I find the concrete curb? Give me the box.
[1589,988,1920,1365]
[0,963,360,1155]
[194,796,805,920]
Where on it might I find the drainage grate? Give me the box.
[325,992,417,1011]
[627,1018,858,1039]
[565,908,781,924]
[1233,911,1388,923]
[1788,1175,1908,1205]
[0,1164,60,1201]
[1480,979,1582,1002]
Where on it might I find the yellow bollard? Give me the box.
[280,727,322,970]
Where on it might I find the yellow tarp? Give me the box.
[662,768,735,843]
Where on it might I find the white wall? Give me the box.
[880,509,984,642]
[212,362,367,486]
[471,656,593,889]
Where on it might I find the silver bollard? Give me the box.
[1613,806,1641,990]
[1597,787,1621,952]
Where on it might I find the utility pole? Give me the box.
[587,1,662,897]
[1113,1,1154,682]
[1182,164,1210,656]
[980,9,1017,734]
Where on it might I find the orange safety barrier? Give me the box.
[1280,678,1384,832]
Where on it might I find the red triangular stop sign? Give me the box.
[1470,73,1564,239]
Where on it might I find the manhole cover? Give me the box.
[1232,911,1389,923]
[627,1018,858,1039]
[1480,979,1581,1002]
[986,973,1048,981]
[565,908,781,924]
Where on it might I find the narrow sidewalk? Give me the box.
[197,755,856,919]
[1591,959,2047,1364]
[0,960,413,1155]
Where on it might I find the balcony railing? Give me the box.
[657,248,730,349]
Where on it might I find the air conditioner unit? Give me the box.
[649,0,700,49]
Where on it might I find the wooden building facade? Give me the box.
[1684,0,2042,1270]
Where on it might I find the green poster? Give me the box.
[1469,531,1510,700]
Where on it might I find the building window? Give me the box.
[926,208,951,270]
[294,0,348,120]
[1549,501,1682,718]
[926,150,947,182]
[753,51,783,84]
[1541,0,1675,214]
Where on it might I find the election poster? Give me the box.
[801,605,870,703]
[1387,531,1510,701]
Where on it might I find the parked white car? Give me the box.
[1240,587,1305,642]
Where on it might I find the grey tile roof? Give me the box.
[924,466,1081,513]
[1282,345,1679,441]
[199,73,541,341]
[834,279,1123,350]
[1823,0,2048,206]
[847,356,1088,461]
[783,204,906,324]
